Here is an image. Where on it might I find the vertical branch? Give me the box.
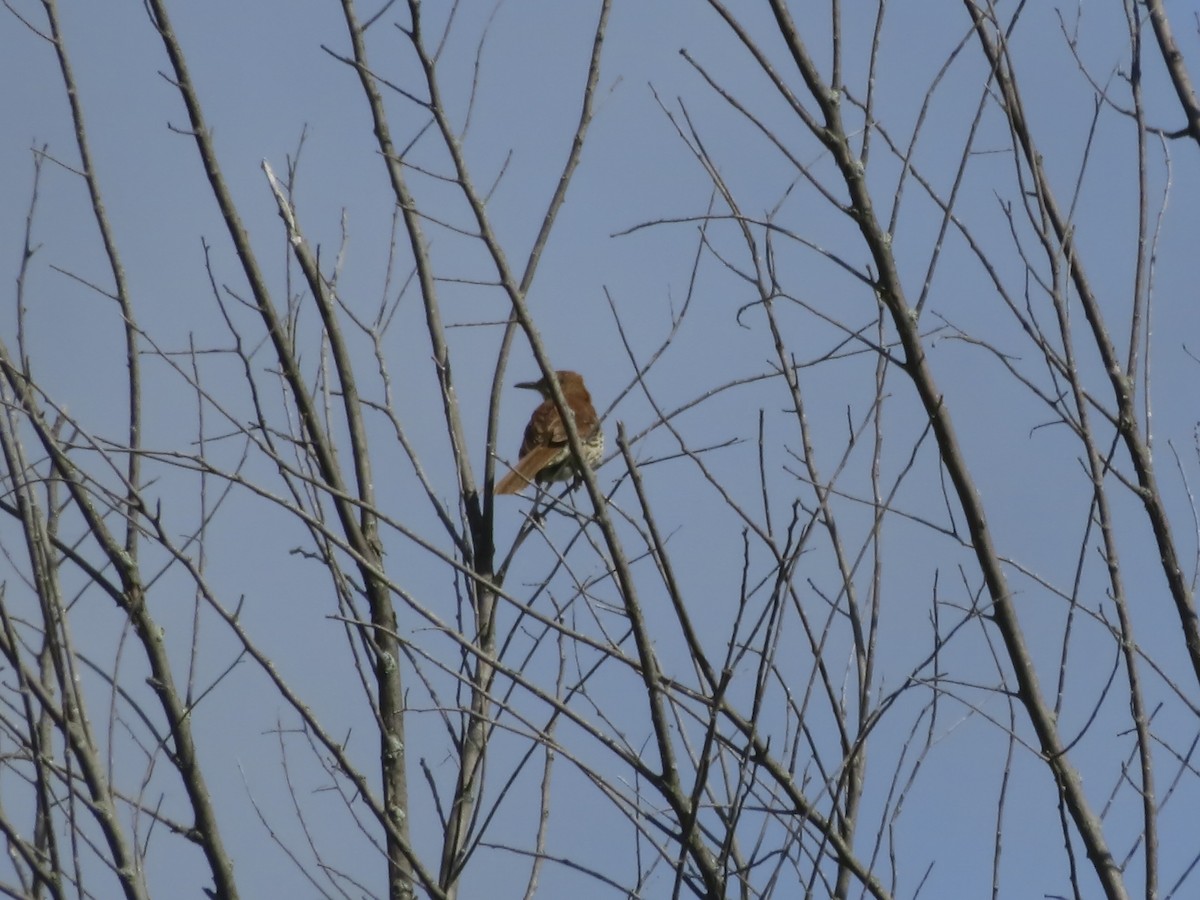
[40,0,142,560]
[394,0,726,893]
[0,366,149,900]
[261,163,414,897]
[1142,0,1200,147]
[332,5,480,897]
[964,1,1199,690]
[701,1,1132,896]
[143,1,416,896]
[485,0,611,507]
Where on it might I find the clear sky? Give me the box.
[2,2,1199,898]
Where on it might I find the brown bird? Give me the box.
[495,370,603,495]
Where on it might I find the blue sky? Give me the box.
[3,2,1199,898]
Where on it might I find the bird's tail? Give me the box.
[494,445,563,495]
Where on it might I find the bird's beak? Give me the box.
[514,379,543,391]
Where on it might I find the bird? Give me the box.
[495,370,603,495]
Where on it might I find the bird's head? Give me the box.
[515,370,586,399]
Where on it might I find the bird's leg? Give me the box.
[530,483,552,523]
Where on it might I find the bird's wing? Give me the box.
[520,400,569,455]
[494,400,565,495]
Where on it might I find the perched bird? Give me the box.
[495,370,603,495]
